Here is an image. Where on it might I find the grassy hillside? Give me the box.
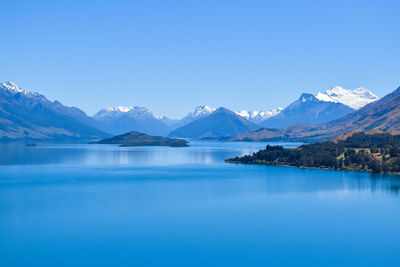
[226,131,400,173]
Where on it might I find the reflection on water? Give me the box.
[0,141,301,166]
[1,141,399,195]
[0,141,400,266]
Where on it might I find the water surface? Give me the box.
[0,141,399,266]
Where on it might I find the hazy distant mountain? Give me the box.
[261,93,355,128]
[177,105,216,127]
[315,86,378,109]
[169,107,260,138]
[93,106,170,136]
[236,108,283,124]
[157,116,180,128]
[176,105,282,126]
[233,85,400,142]
[0,81,108,141]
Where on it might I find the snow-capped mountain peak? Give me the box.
[315,86,379,109]
[105,106,133,113]
[176,105,216,126]
[181,105,283,125]
[1,81,23,92]
[299,93,317,102]
[192,105,216,116]
[0,81,39,96]
[93,106,153,120]
[235,108,283,123]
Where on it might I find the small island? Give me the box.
[92,131,189,147]
[226,130,400,174]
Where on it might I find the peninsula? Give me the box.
[226,130,400,174]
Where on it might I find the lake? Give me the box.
[0,141,399,266]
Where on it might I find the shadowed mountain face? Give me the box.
[0,82,109,142]
[233,86,400,142]
[260,93,354,128]
[169,107,260,139]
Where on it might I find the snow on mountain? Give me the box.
[179,105,282,125]
[169,107,260,138]
[92,106,171,136]
[0,81,30,95]
[235,108,283,124]
[93,106,154,120]
[191,105,216,118]
[315,86,379,110]
[260,93,355,129]
[105,106,133,113]
[0,81,108,140]
[0,81,47,104]
[178,105,216,126]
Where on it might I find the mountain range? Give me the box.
[260,93,355,128]
[233,86,400,142]
[93,106,171,136]
[169,107,260,138]
[236,108,283,124]
[260,86,378,128]
[91,86,378,138]
[0,81,388,142]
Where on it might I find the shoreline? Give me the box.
[225,159,400,176]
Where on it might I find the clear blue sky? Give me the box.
[0,0,399,118]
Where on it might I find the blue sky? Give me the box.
[0,0,399,118]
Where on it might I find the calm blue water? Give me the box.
[0,141,399,266]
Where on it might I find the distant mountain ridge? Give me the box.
[260,93,355,128]
[91,104,284,137]
[235,108,283,123]
[233,86,400,142]
[176,105,284,125]
[169,107,260,138]
[315,86,378,109]
[260,86,378,129]
[0,81,108,141]
[172,105,217,128]
[0,81,385,142]
[93,105,171,136]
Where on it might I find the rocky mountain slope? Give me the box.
[233,86,400,142]
[260,93,354,128]
[0,82,108,141]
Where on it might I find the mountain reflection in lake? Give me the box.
[0,140,399,266]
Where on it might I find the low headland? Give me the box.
[225,130,400,174]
